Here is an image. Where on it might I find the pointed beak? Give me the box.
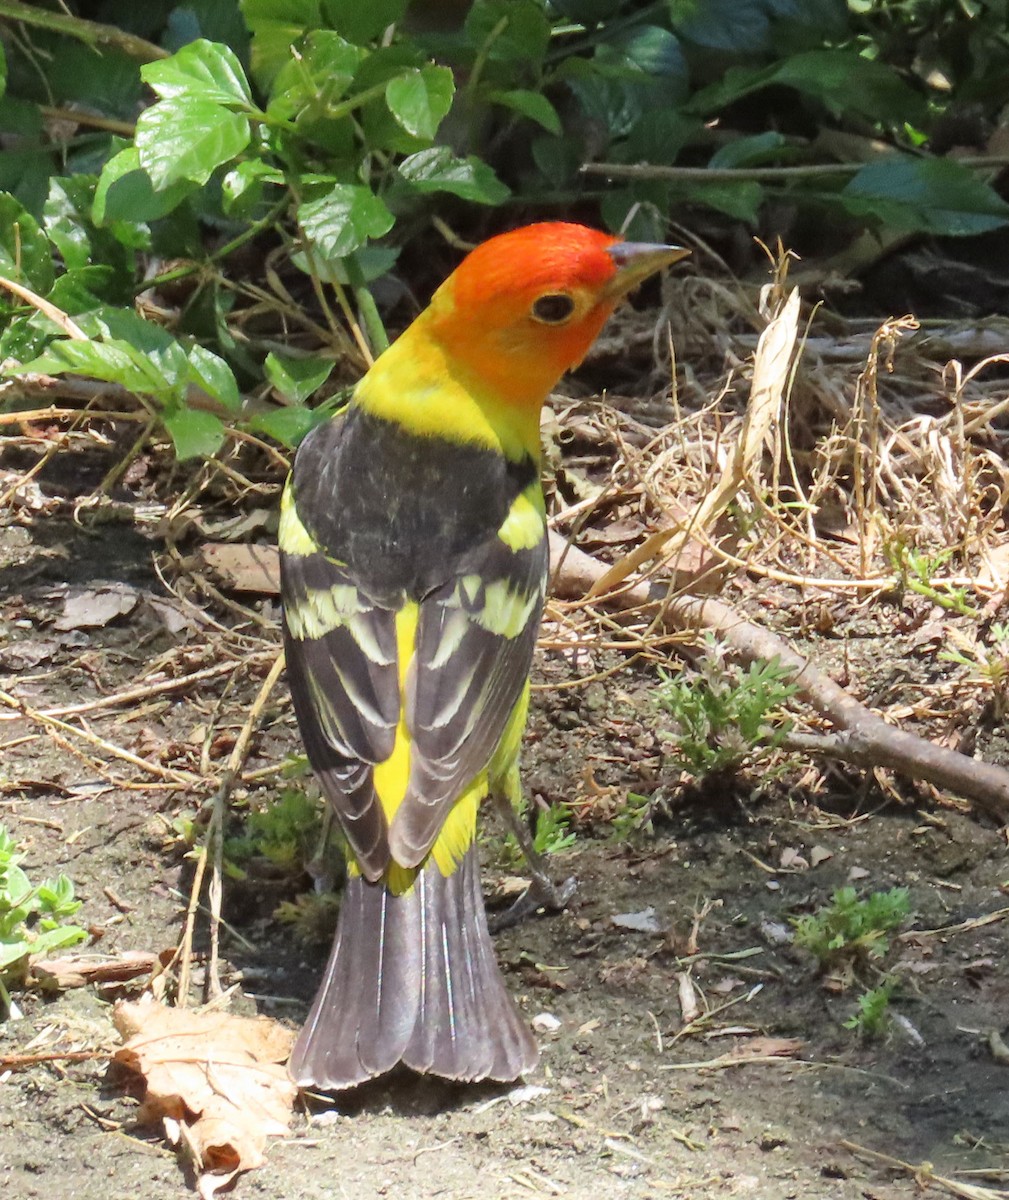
[604,241,690,299]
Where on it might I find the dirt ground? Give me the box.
[1,500,1009,1200]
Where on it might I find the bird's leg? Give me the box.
[488,785,576,932]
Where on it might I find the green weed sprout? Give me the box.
[794,886,910,1038]
[657,636,798,777]
[843,980,896,1038]
[793,886,909,969]
[940,623,1009,720]
[886,542,977,616]
[498,802,576,868]
[0,825,86,1015]
[224,788,323,876]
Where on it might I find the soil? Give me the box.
[1,509,1008,1200]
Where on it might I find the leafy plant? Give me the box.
[657,635,798,778]
[793,886,909,973]
[1,2,1009,467]
[224,787,323,875]
[0,825,87,1014]
[532,803,576,855]
[611,790,653,839]
[940,622,1009,720]
[885,542,978,616]
[843,979,895,1038]
[274,890,341,944]
[499,801,576,867]
[794,885,909,1039]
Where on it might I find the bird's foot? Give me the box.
[488,874,576,933]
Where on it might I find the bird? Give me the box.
[279,221,688,1090]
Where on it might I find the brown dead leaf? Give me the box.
[55,584,139,630]
[113,999,296,1197]
[200,544,280,594]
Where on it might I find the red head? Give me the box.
[424,222,687,409]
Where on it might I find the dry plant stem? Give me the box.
[0,0,167,59]
[549,532,1009,821]
[582,155,1009,184]
[0,1050,110,1071]
[0,275,87,339]
[839,1140,1009,1200]
[0,660,247,722]
[587,286,801,598]
[193,651,287,1002]
[0,689,203,786]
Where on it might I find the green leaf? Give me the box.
[242,0,322,86]
[566,68,645,140]
[709,132,788,170]
[298,184,394,259]
[689,51,927,127]
[43,177,94,272]
[599,25,687,88]
[600,189,670,244]
[489,89,561,134]
[136,97,252,189]
[320,0,409,43]
[397,148,510,204]
[47,268,119,315]
[265,351,334,404]
[385,66,454,140]
[222,159,283,215]
[682,181,762,223]
[0,194,53,293]
[251,405,328,448]
[839,157,1009,236]
[618,110,700,166]
[163,406,227,459]
[188,345,241,412]
[50,41,143,116]
[268,30,364,119]
[141,39,253,108]
[669,0,773,52]
[774,50,927,125]
[465,0,551,67]
[93,146,196,225]
[0,41,6,102]
[9,339,174,396]
[25,924,87,957]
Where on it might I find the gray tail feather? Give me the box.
[288,844,538,1090]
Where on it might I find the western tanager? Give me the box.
[280,222,687,1089]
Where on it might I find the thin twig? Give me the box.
[581,154,1009,184]
[0,660,249,723]
[0,689,204,787]
[549,534,1009,821]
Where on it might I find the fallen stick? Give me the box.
[549,531,1009,823]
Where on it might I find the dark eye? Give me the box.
[531,292,576,324]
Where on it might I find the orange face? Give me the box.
[426,222,685,408]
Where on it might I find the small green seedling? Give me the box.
[274,891,341,945]
[941,623,1009,720]
[793,886,909,970]
[498,802,576,868]
[0,825,86,1014]
[794,886,909,1038]
[657,635,798,777]
[611,791,654,839]
[532,805,576,856]
[843,980,896,1038]
[886,542,977,616]
[224,787,323,877]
